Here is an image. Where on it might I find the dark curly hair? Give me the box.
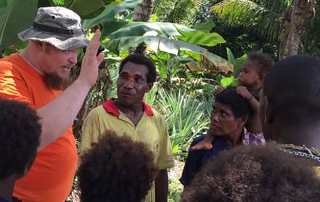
[78,131,159,202]
[119,54,157,83]
[248,51,275,75]
[181,142,320,202]
[0,99,41,180]
[215,86,253,118]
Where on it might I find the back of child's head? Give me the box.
[0,99,41,180]
[181,142,320,202]
[78,130,159,202]
[247,51,275,76]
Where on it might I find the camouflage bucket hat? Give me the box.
[18,7,89,51]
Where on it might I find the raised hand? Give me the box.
[215,86,226,95]
[78,29,105,87]
[236,86,252,100]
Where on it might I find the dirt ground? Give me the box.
[65,160,184,202]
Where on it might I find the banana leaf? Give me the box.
[106,35,233,74]
[68,0,104,17]
[0,0,38,51]
[82,0,142,29]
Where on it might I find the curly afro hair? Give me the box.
[78,130,159,202]
[0,99,41,179]
[181,142,320,202]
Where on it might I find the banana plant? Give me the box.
[99,19,233,73]
[0,0,114,52]
[81,2,234,73]
[1,0,233,73]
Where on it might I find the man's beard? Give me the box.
[43,72,71,90]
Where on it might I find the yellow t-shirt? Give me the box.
[80,98,175,202]
[315,166,320,177]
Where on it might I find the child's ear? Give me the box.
[257,74,265,85]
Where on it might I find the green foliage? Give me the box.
[176,27,226,47]
[154,89,212,154]
[168,177,183,202]
[217,48,247,86]
[220,75,236,86]
[213,0,265,26]
[1,0,234,78]
[211,0,285,42]
[226,47,247,77]
[149,51,194,89]
[68,0,105,18]
[299,2,320,58]
[187,0,282,60]
[0,0,38,51]
[82,0,142,28]
[37,0,53,7]
[1,39,28,57]
[193,19,216,31]
[102,20,232,71]
[153,0,209,27]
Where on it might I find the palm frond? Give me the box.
[211,0,291,42]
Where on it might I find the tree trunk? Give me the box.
[131,0,155,54]
[133,0,154,22]
[279,0,316,60]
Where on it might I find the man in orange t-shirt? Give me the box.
[0,7,104,202]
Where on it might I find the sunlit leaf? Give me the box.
[149,13,158,22]
[220,76,236,86]
[176,27,226,47]
[106,34,233,75]
[83,0,143,29]
[192,20,215,31]
[226,47,234,64]
[68,0,104,17]
[104,21,185,39]
[83,2,119,28]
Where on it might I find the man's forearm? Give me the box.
[155,169,168,202]
[37,79,91,151]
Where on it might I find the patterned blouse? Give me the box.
[242,127,265,145]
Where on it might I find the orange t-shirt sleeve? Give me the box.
[0,59,33,105]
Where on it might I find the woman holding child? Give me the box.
[180,52,274,187]
[180,86,265,187]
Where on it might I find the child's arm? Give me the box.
[190,127,215,150]
[215,86,226,95]
[236,86,262,133]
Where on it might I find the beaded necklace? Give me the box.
[279,144,320,164]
